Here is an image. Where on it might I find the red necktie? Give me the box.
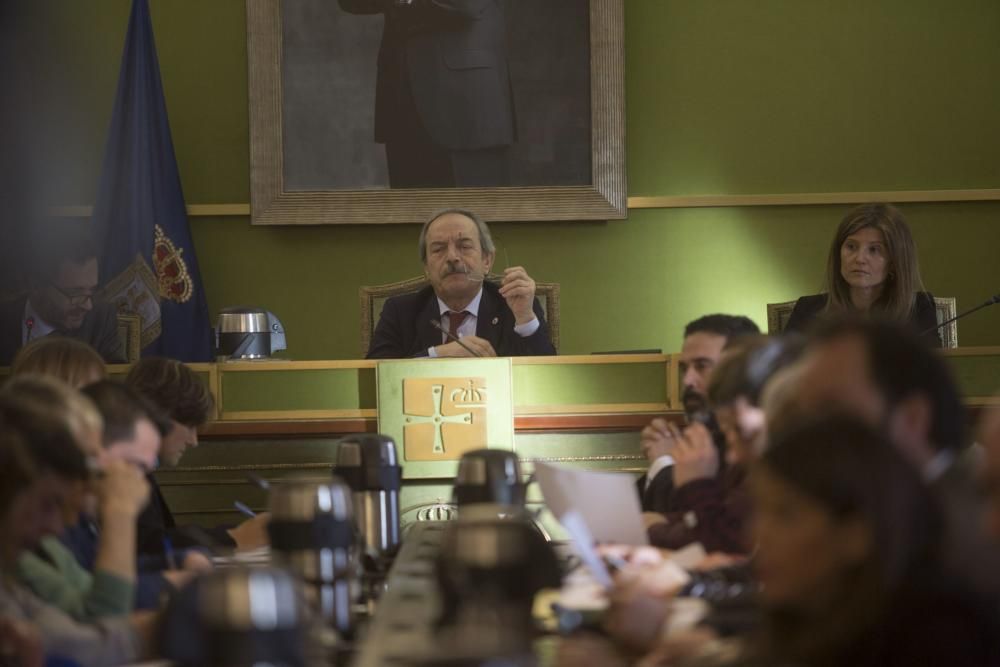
[448,311,469,340]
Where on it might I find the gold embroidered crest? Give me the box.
[153,224,193,303]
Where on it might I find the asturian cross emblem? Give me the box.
[402,377,487,461]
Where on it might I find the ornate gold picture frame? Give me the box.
[247,0,625,225]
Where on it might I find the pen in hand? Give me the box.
[163,536,177,571]
[234,501,257,518]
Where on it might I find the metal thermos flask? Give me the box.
[430,507,562,664]
[159,567,312,667]
[267,479,357,637]
[334,434,402,564]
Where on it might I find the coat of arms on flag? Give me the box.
[101,254,162,350]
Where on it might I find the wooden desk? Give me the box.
[8,348,992,529]
[149,355,676,530]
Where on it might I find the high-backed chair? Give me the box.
[765,300,798,336]
[765,296,958,348]
[359,276,560,357]
[933,296,957,348]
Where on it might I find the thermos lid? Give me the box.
[455,449,521,486]
[268,478,354,522]
[217,306,271,333]
[453,449,525,507]
[335,434,399,468]
[335,434,402,492]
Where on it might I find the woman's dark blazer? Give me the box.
[784,292,941,347]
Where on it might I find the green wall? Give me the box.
[62,1,1000,359]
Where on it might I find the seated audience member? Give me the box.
[3,375,103,459]
[0,395,156,666]
[747,416,996,666]
[11,336,107,388]
[785,318,1000,601]
[638,315,759,515]
[646,335,803,553]
[366,208,556,359]
[126,357,268,553]
[607,417,999,666]
[21,381,204,618]
[0,221,125,365]
[784,202,941,346]
[84,381,210,599]
[5,379,151,621]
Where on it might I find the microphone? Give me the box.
[430,318,483,358]
[25,316,34,342]
[922,293,1000,337]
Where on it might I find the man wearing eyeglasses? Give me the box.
[0,225,125,365]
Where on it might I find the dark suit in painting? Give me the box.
[338,0,516,187]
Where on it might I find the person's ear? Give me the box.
[483,251,495,273]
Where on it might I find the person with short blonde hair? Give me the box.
[11,336,106,389]
[3,375,103,458]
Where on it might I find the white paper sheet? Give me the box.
[534,461,648,545]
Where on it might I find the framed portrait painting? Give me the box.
[247,0,625,224]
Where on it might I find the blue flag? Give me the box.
[92,0,212,362]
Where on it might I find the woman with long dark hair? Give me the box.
[785,203,940,346]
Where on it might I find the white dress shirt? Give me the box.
[645,454,675,491]
[22,299,56,345]
[427,287,540,357]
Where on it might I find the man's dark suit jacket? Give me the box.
[0,295,126,365]
[366,282,555,359]
[338,0,515,151]
[136,475,235,559]
[784,291,941,347]
[635,467,674,515]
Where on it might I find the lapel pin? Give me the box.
[492,317,499,325]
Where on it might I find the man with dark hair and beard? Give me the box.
[636,314,759,515]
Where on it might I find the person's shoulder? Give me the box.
[914,291,937,309]
[784,293,827,332]
[794,293,828,310]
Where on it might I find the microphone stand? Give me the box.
[430,319,483,358]
[922,294,1000,337]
